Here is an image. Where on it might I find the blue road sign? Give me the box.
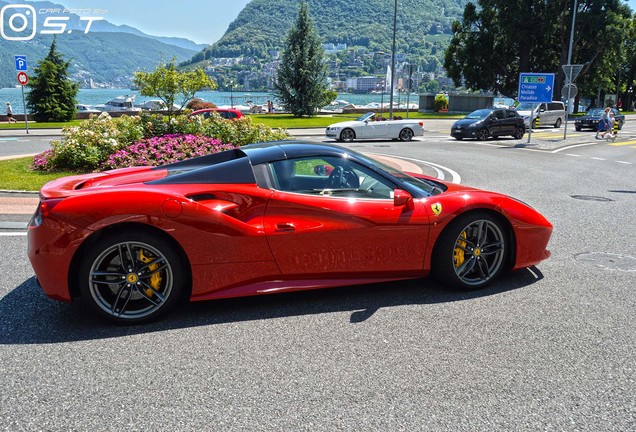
[518,72,555,103]
[15,55,27,71]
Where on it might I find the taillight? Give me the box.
[418,121,424,126]
[29,198,63,228]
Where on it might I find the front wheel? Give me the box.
[432,212,507,290]
[79,230,187,323]
[475,129,489,141]
[339,128,356,142]
[398,128,414,141]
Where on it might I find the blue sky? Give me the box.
[43,0,253,44]
[9,0,636,45]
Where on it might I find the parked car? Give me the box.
[27,141,552,323]
[574,108,625,131]
[325,112,424,142]
[515,101,566,128]
[450,109,526,141]
[190,108,244,120]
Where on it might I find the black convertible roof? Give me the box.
[148,141,352,185]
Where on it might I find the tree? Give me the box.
[273,1,331,116]
[444,0,631,100]
[26,38,79,122]
[133,59,217,116]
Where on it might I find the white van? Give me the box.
[515,101,566,128]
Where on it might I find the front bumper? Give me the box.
[450,128,479,139]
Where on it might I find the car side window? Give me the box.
[264,157,395,199]
[506,110,517,118]
[495,110,505,120]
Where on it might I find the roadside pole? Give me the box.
[20,82,29,134]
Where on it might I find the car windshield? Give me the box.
[346,148,446,196]
[465,109,492,120]
[586,109,604,116]
[356,112,376,122]
[515,102,539,111]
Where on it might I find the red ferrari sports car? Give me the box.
[28,141,552,323]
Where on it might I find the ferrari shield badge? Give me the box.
[431,203,442,216]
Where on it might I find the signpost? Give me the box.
[14,55,29,134]
[518,72,555,143]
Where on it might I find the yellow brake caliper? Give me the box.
[139,249,162,297]
[453,231,467,268]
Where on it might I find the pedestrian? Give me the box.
[5,102,17,123]
[595,107,610,139]
[603,111,616,142]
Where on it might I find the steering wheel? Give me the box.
[327,166,345,188]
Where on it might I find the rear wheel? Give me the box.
[513,127,524,139]
[554,118,562,128]
[79,230,186,323]
[432,212,507,290]
[340,128,356,142]
[398,128,414,141]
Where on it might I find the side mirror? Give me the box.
[393,189,414,210]
[313,165,327,176]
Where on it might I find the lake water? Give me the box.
[1,88,416,114]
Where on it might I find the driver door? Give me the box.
[261,156,429,275]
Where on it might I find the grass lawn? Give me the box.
[0,120,83,130]
[0,157,76,192]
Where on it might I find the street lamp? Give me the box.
[229,80,234,108]
[388,0,397,120]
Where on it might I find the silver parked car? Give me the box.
[515,101,566,128]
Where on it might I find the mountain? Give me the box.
[0,1,203,88]
[184,0,468,73]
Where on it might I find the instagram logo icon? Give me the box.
[1,4,37,41]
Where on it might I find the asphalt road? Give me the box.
[1,120,635,430]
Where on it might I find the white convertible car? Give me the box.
[325,112,424,142]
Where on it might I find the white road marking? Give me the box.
[591,157,606,161]
[565,154,581,157]
[551,142,602,153]
[375,153,462,184]
[617,161,632,165]
[0,232,27,236]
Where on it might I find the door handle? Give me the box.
[275,223,296,232]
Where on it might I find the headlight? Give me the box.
[467,122,480,128]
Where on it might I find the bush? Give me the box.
[186,98,217,110]
[33,112,144,172]
[102,134,237,169]
[434,94,448,112]
[32,111,291,172]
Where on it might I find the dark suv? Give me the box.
[451,109,526,140]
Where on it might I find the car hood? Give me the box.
[453,118,483,127]
[327,120,362,128]
[575,115,600,121]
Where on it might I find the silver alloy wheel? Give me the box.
[340,129,355,142]
[399,128,414,141]
[513,127,524,139]
[88,241,174,320]
[452,219,505,287]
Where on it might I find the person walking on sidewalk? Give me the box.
[5,102,17,123]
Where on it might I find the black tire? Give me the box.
[575,126,581,131]
[340,128,356,142]
[398,128,414,141]
[455,136,464,141]
[475,129,489,141]
[513,127,524,139]
[432,212,508,290]
[79,230,187,323]
[554,118,562,128]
